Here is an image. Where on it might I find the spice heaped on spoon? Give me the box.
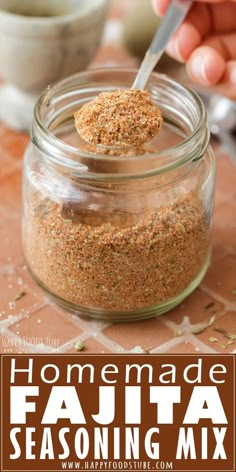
[74,0,193,149]
[74,89,163,149]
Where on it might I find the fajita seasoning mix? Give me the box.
[22,70,215,320]
[24,190,210,313]
[74,89,163,148]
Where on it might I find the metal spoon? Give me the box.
[132,0,193,90]
[76,0,193,149]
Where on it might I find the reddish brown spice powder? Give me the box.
[23,192,210,313]
[74,89,163,148]
[24,90,210,315]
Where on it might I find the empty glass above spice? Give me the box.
[22,69,215,321]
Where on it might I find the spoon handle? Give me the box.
[132,0,193,90]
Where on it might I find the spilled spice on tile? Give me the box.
[74,89,163,148]
[23,191,210,312]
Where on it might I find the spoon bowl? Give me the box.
[76,0,193,150]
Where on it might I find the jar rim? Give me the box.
[32,68,209,178]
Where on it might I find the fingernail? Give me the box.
[166,38,184,62]
[151,0,161,15]
[230,65,236,84]
[190,56,210,84]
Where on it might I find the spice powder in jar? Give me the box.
[22,70,215,321]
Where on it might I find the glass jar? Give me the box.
[22,69,215,321]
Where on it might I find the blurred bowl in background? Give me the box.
[0,0,108,130]
[122,0,177,68]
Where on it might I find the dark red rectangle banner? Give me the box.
[0,354,235,472]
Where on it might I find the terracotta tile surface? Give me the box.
[0,6,235,355]
[0,171,23,211]
[166,341,204,354]
[65,338,113,354]
[0,129,29,160]
[164,288,224,324]
[215,148,236,197]
[193,311,236,353]
[203,254,236,304]
[9,306,83,348]
[0,270,42,320]
[103,319,174,351]
[0,155,19,180]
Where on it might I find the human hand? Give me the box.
[152,0,236,99]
